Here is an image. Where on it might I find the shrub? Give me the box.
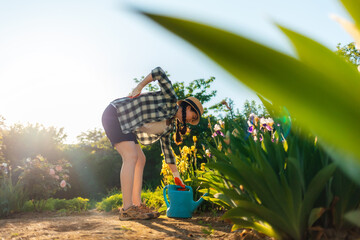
[0,173,27,218]
[18,155,71,211]
[23,197,90,212]
[96,188,165,212]
[96,193,123,212]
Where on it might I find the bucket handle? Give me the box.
[163,185,170,208]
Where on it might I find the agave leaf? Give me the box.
[286,157,303,213]
[340,0,360,29]
[206,162,243,184]
[308,207,326,227]
[213,193,236,208]
[301,163,337,230]
[331,169,360,228]
[140,12,360,184]
[231,218,284,240]
[224,153,286,214]
[278,26,360,183]
[344,209,360,227]
[224,203,298,239]
[205,196,232,209]
[278,25,360,88]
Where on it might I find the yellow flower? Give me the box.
[283,139,288,152]
[200,163,206,171]
[182,146,190,155]
[193,136,197,142]
[191,146,195,152]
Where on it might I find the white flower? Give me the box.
[247,120,252,127]
[218,120,225,128]
[260,117,267,127]
[266,118,274,126]
[248,113,258,125]
[214,124,221,131]
[205,149,211,157]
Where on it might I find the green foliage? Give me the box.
[241,100,269,119]
[198,106,360,239]
[0,115,5,163]
[17,155,71,211]
[201,118,338,239]
[331,169,360,229]
[96,188,165,212]
[141,188,166,211]
[0,176,27,218]
[23,197,90,212]
[139,2,360,186]
[96,193,123,212]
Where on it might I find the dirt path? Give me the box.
[0,210,261,240]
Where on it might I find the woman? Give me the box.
[102,67,204,220]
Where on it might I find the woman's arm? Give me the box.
[168,164,185,187]
[151,67,177,100]
[128,73,154,98]
[160,134,185,187]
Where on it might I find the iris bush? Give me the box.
[198,108,360,239]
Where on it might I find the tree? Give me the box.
[2,123,67,180]
[241,99,269,119]
[58,129,120,200]
[336,42,360,66]
[0,116,5,163]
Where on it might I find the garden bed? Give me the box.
[0,210,271,240]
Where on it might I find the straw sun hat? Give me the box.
[177,97,204,125]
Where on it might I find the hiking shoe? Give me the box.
[138,203,160,219]
[119,205,152,220]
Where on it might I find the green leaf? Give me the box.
[301,163,337,230]
[224,203,299,239]
[344,210,360,227]
[139,12,360,185]
[286,157,304,212]
[231,219,284,240]
[213,193,236,208]
[278,26,360,184]
[308,207,326,227]
[340,0,360,28]
[278,25,360,89]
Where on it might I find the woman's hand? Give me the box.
[128,73,154,98]
[174,177,186,189]
[128,85,142,98]
[167,164,186,189]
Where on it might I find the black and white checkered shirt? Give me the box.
[111,67,179,164]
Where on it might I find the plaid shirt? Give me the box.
[111,67,178,164]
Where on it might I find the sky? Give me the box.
[0,0,354,143]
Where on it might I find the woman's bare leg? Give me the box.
[132,144,146,206]
[114,141,138,210]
